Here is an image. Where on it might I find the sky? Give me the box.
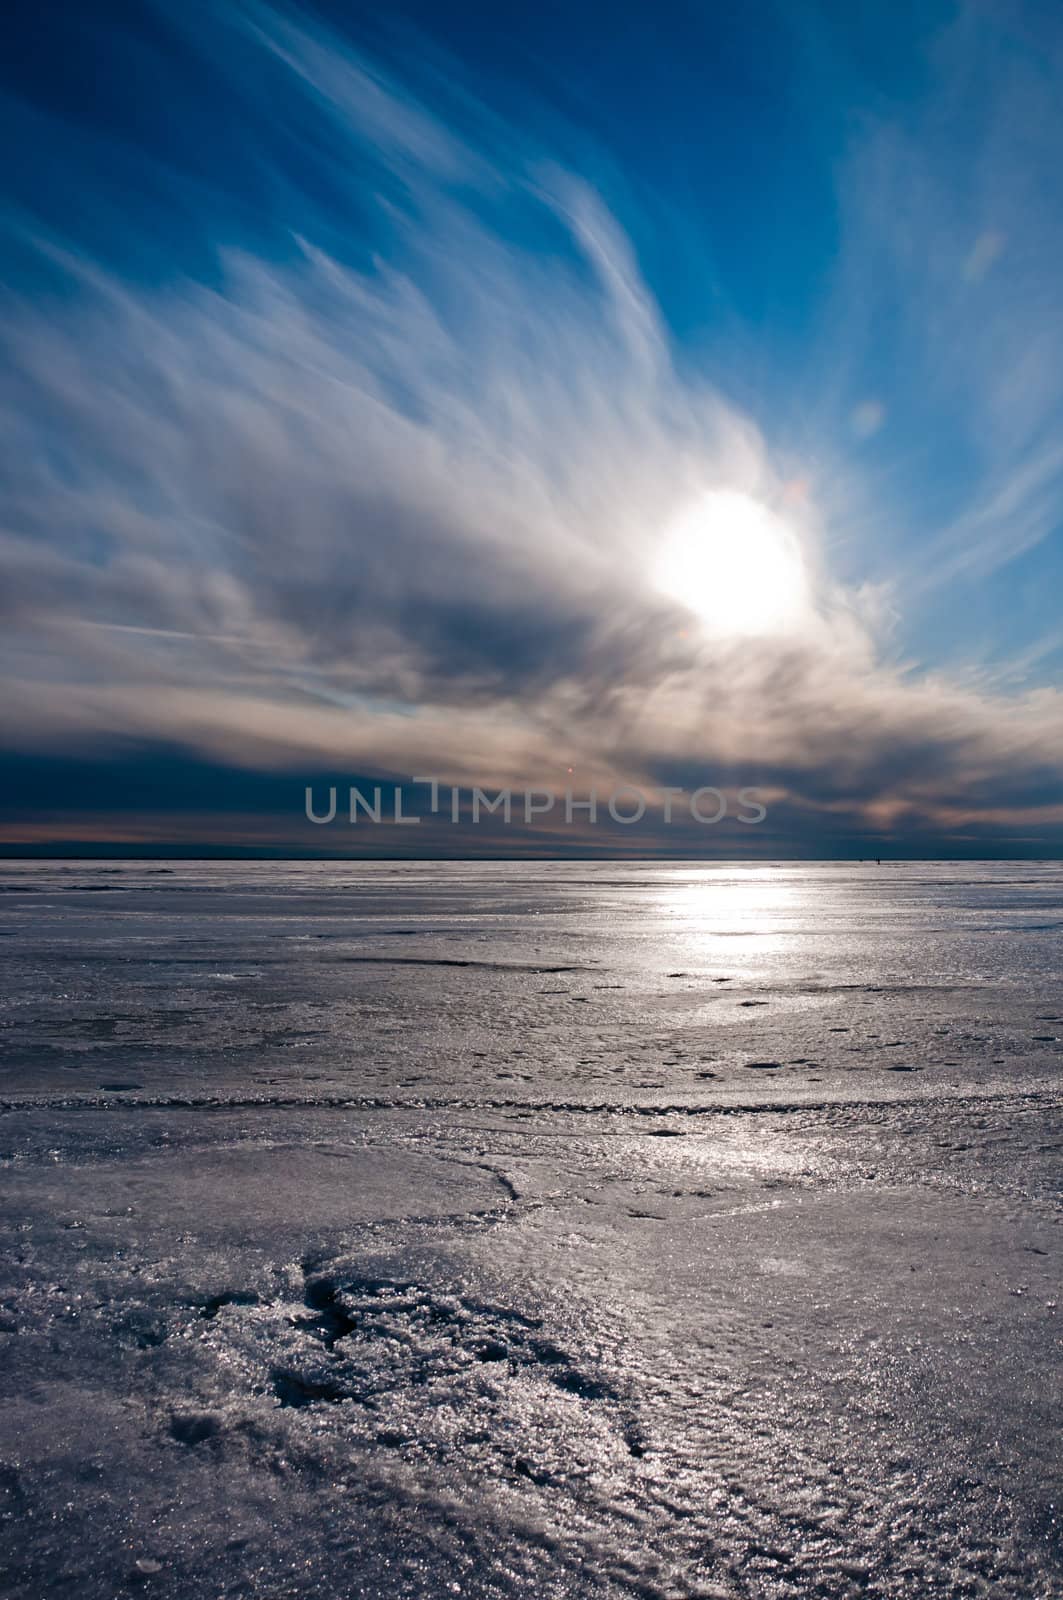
[2,0,1063,857]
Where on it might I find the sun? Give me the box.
[655,489,810,635]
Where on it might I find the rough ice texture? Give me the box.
[0,862,1060,1597]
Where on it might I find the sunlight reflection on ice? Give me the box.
[654,867,807,959]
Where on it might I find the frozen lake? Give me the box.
[1,862,1060,1596]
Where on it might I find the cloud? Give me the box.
[804,2,1063,604]
[1,1,1062,851]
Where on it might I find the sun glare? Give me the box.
[655,489,810,635]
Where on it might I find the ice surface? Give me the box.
[0,862,1060,1597]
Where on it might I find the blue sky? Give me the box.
[2,0,1063,855]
